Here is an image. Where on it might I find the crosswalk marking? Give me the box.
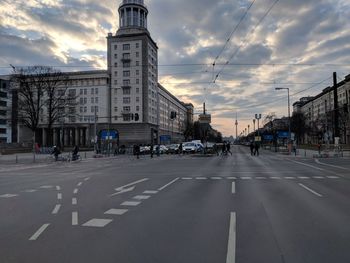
[143,190,158,194]
[133,195,150,200]
[104,209,128,215]
[121,201,141,206]
[82,219,113,228]
[0,194,18,198]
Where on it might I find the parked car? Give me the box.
[183,142,201,153]
[167,144,180,154]
[152,145,168,154]
[140,146,151,155]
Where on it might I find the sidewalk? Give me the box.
[265,148,350,159]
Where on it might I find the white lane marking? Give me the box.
[133,195,150,200]
[290,160,326,171]
[121,201,141,206]
[115,178,149,192]
[313,176,325,179]
[111,186,135,196]
[270,177,281,179]
[56,186,60,191]
[77,182,83,187]
[211,177,222,180]
[196,177,207,180]
[315,159,349,170]
[158,178,180,191]
[24,189,37,193]
[72,212,78,225]
[182,177,193,180]
[227,177,237,180]
[29,224,50,241]
[284,177,296,180]
[104,209,128,215]
[39,185,54,189]
[0,194,18,198]
[231,182,236,194]
[143,190,158,194]
[240,177,252,180]
[83,219,113,228]
[226,212,236,263]
[72,198,77,205]
[73,188,79,194]
[57,193,62,200]
[52,204,61,214]
[327,176,340,179]
[84,177,90,181]
[298,183,323,197]
[256,177,267,180]
[298,176,310,179]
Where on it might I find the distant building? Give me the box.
[0,78,11,143]
[293,74,350,144]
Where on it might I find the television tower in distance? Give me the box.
[235,113,238,139]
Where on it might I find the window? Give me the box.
[114,107,118,112]
[136,88,140,93]
[136,97,140,102]
[80,107,83,113]
[136,79,139,84]
[80,89,83,95]
[84,98,87,104]
[114,71,118,76]
[114,97,118,104]
[80,98,84,104]
[84,107,87,113]
[136,61,140,66]
[114,44,117,50]
[91,97,94,103]
[123,106,130,112]
[114,62,118,67]
[136,106,140,111]
[136,43,139,48]
[95,97,98,103]
[95,88,98,94]
[95,106,99,113]
[114,80,118,85]
[123,88,131,95]
[84,89,87,95]
[91,106,94,113]
[123,53,130,59]
[123,80,130,86]
[0,128,6,134]
[136,52,139,58]
[123,71,130,77]
[68,89,76,96]
[123,62,130,68]
[123,97,131,104]
[123,44,130,50]
[123,115,131,121]
[136,70,139,76]
[114,116,118,121]
[114,54,118,59]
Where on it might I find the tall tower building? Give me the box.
[107,0,159,144]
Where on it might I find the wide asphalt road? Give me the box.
[0,146,350,263]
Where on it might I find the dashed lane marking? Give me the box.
[82,219,113,228]
[121,201,141,206]
[72,198,77,205]
[72,212,78,225]
[29,224,50,241]
[52,204,61,214]
[231,182,236,194]
[39,185,54,189]
[313,176,325,179]
[327,176,340,179]
[104,209,128,215]
[270,177,281,179]
[240,177,252,180]
[56,186,60,191]
[84,177,90,181]
[0,194,18,198]
[24,189,37,193]
[57,193,62,200]
[77,182,83,187]
[133,195,150,200]
[196,177,207,180]
[73,188,79,194]
[284,177,296,180]
[211,177,222,180]
[226,212,236,263]
[143,190,158,194]
[182,177,192,180]
[298,176,310,179]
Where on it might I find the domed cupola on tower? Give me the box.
[117,0,149,35]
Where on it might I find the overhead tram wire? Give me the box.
[213,0,281,83]
[212,0,257,69]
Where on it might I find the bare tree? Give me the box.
[10,66,47,150]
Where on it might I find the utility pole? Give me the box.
[333,72,340,142]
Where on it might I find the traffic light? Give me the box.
[135,113,139,121]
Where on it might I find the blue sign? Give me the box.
[263,135,274,141]
[101,130,118,140]
[277,131,289,138]
[160,135,171,142]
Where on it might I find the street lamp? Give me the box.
[248,125,250,135]
[275,87,291,152]
[253,119,256,134]
[255,114,262,138]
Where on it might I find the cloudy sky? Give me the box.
[1,0,350,136]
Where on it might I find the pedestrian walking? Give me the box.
[226,142,232,155]
[254,142,260,156]
[221,143,227,156]
[136,144,141,159]
[52,146,61,161]
[250,142,254,156]
[150,144,154,158]
[179,143,183,155]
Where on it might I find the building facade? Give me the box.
[293,74,350,144]
[7,0,193,147]
[0,78,11,143]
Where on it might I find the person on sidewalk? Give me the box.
[179,143,183,155]
[226,142,232,155]
[150,144,154,158]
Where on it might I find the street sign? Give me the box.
[255,136,261,142]
[101,130,118,140]
[160,135,171,142]
[263,135,273,141]
[277,131,289,138]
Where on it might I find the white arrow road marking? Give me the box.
[29,224,50,241]
[115,178,149,192]
[111,186,135,196]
